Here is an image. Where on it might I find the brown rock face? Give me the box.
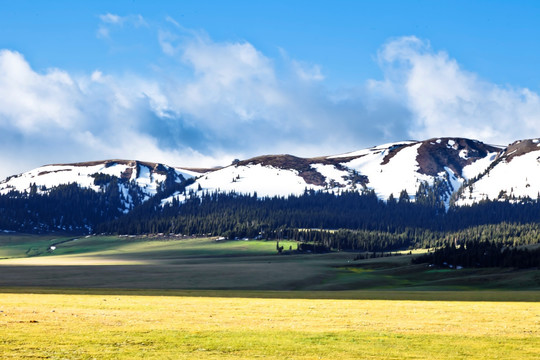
[414,138,500,176]
[237,154,368,187]
[496,139,540,163]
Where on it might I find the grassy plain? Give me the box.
[0,234,539,359]
[0,234,539,290]
[1,291,539,359]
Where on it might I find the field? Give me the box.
[1,234,539,290]
[0,234,539,359]
[1,290,539,359]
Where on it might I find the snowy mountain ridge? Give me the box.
[4,137,540,209]
[453,139,540,205]
[162,137,503,207]
[0,159,192,212]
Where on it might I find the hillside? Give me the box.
[3,137,540,234]
[455,139,540,205]
[163,137,501,207]
[1,137,529,209]
[0,160,193,212]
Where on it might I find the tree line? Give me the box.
[412,241,540,268]
[1,177,540,257]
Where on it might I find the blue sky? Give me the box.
[1,0,540,178]
[4,1,540,88]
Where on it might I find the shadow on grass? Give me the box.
[0,286,538,302]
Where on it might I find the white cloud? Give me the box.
[0,30,410,179]
[172,36,285,124]
[374,36,540,144]
[90,70,103,82]
[0,50,81,133]
[5,26,540,181]
[292,60,325,81]
[0,49,219,179]
[97,13,147,39]
[99,13,123,25]
[165,15,181,28]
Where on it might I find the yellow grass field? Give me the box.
[1,291,539,359]
[1,236,539,358]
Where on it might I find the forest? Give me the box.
[0,176,539,266]
[412,241,540,268]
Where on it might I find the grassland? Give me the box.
[0,234,539,290]
[0,234,538,359]
[1,291,539,359]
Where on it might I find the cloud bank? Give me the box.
[1,17,539,179]
[372,36,540,145]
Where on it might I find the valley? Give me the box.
[1,234,538,291]
[3,4,540,358]
[0,234,538,359]
[1,137,539,359]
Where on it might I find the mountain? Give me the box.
[0,159,194,212]
[5,136,540,234]
[4,136,540,214]
[454,139,540,205]
[162,137,501,207]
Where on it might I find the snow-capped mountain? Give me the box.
[5,137,540,211]
[0,160,193,212]
[454,139,540,205]
[162,137,501,207]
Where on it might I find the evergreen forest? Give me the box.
[1,176,539,267]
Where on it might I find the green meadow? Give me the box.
[0,234,538,290]
[0,234,538,359]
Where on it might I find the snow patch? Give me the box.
[344,142,431,200]
[461,152,498,180]
[328,141,416,159]
[505,149,517,157]
[163,163,322,206]
[456,150,540,205]
[444,166,463,200]
[310,164,349,188]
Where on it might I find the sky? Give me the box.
[1,0,540,179]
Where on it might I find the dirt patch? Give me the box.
[238,155,326,185]
[415,138,500,176]
[50,159,162,169]
[380,143,416,165]
[498,139,540,163]
[120,167,133,181]
[179,167,223,174]
[237,154,368,187]
[37,169,72,176]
